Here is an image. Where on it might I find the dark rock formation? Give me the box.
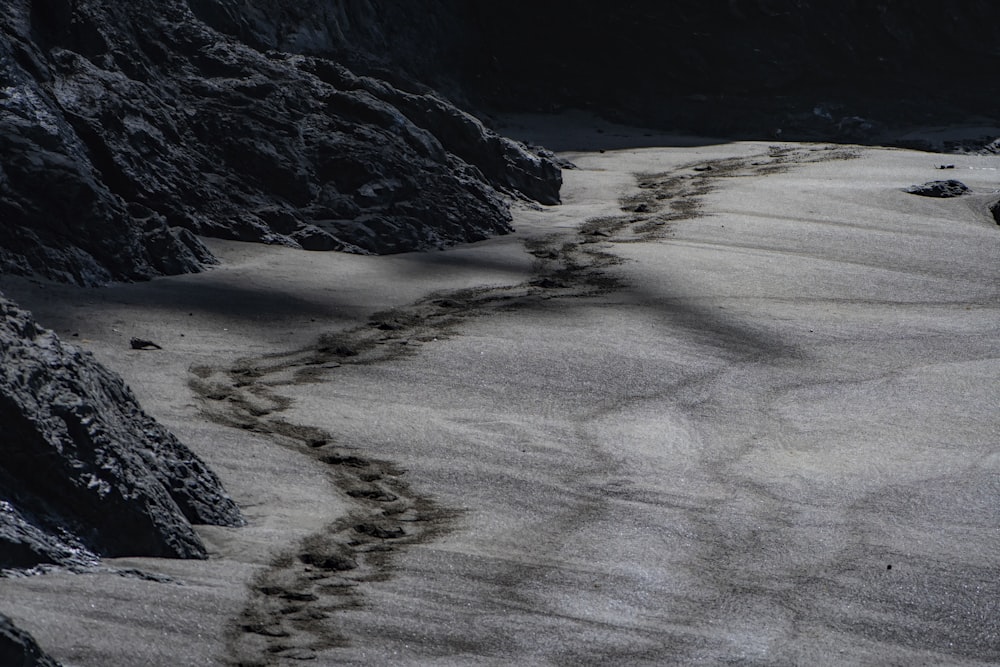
[906,180,970,198]
[467,1,1000,139]
[292,59,562,206]
[186,0,476,101]
[990,201,1000,226]
[0,0,561,285]
[0,615,61,667]
[0,24,215,285]
[184,1,1000,142]
[0,295,243,570]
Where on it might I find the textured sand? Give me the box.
[1,117,998,665]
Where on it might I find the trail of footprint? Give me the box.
[191,144,858,665]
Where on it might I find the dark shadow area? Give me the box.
[463,1,1000,152]
[490,112,739,153]
[487,97,1000,155]
[526,288,803,364]
[390,245,535,281]
[117,279,349,322]
[0,275,350,329]
[493,110,1000,155]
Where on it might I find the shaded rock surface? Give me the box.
[0,615,61,667]
[0,0,561,286]
[187,0,1000,143]
[0,295,243,570]
[906,180,970,198]
[186,0,476,101]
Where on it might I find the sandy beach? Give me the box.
[1,116,998,665]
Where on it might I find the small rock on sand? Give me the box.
[905,180,970,198]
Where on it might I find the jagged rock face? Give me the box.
[0,11,215,285]
[0,0,561,285]
[186,0,474,98]
[0,615,61,667]
[0,295,243,569]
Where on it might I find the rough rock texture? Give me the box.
[293,59,562,206]
[186,0,476,100]
[188,0,1000,142]
[0,615,61,667]
[0,22,215,285]
[906,180,970,198]
[0,0,561,285]
[0,295,243,570]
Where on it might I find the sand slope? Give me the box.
[1,121,998,665]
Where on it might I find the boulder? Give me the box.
[905,180,970,198]
[0,295,243,570]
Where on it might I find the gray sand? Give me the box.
[1,121,998,665]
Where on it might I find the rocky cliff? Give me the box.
[0,0,561,286]
[0,295,243,571]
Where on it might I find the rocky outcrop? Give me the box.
[292,58,562,206]
[0,22,215,286]
[0,295,243,570]
[186,0,475,99]
[186,0,1000,143]
[0,615,61,667]
[0,0,561,285]
[906,180,970,198]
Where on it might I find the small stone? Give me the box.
[130,337,163,350]
[905,180,970,198]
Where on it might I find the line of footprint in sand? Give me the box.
[187,144,857,665]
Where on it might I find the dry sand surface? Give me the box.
[1,116,999,665]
